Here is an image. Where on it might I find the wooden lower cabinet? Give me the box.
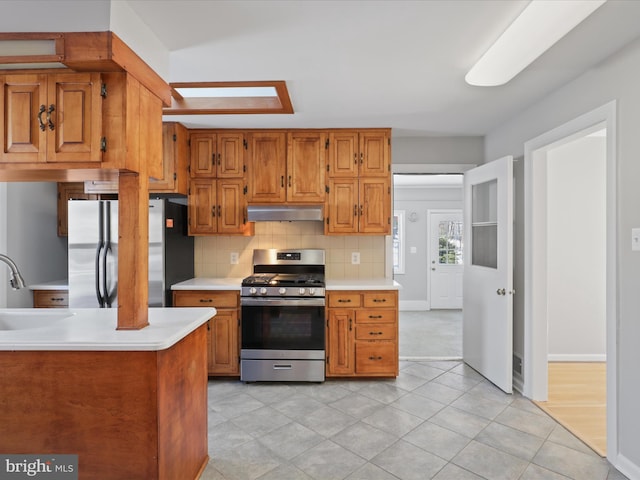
[173,290,240,376]
[326,290,398,377]
[33,289,68,308]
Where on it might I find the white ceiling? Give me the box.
[126,0,640,137]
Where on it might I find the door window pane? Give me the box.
[438,220,463,265]
[472,180,498,268]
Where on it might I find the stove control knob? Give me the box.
[299,288,306,295]
[309,288,316,296]
[279,287,287,295]
[260,287,268,295]
[249,287,257,295]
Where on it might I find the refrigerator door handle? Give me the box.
[104,201,113,308]
[95,201,106,307]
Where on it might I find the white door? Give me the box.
[463,156,514,393]
[429,210,463,309]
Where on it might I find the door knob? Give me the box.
[496,288,506,296]
[431,267,436,271]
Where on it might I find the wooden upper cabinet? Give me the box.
[188,178,251,236]
[287,131,327,203]
[327,129,390,177]
[189,131,244,178]
[245,131,286,203]
[326,178,358,235]
[359,176,391,234]
[188,178,216,235]
[359,130,390,176]
[0,72,103,164]
[189,133,215,177]
[151,122,189,194]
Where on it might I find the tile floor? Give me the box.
[398,310,462,359]
[200,360,628,480]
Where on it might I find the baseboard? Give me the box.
[547,354,607,362]
[613,452,640,480]
[399,300,429,311]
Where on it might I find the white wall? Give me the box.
[4,183,67,308]
[394,185,463,309]
[547,136,606,361]
[392,136,483,165]
[485,35,640,477]
[0,1,110,31]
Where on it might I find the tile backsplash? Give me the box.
[194,221,387,279]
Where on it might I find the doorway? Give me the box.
[523,101,617,459]
[428,210,463,309]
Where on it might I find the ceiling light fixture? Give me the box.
[465,0,607,87]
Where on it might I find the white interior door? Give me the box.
[463,156,514,393]
[429,210,463,309]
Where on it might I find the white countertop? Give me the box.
[0,307,215,351]
[171,277,402,291]
[28,279,69,290]
[171,277,243,290]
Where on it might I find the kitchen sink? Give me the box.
[0,310,76,331]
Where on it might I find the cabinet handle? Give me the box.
[212,153,215,166]
[368,356,383,361]
[354,204,358,217]
[353,153,357,164]
[360,152,364,164]
[369,331,383,336]
[373,298,387,303]
[349,318,352,331]
[211,206,216,217]
[51,297,65,302]
[217,205,221,217]
[369,315,383,319]
[288,175,292,188]
[37,105,46,131]
[337,299,351,303]
[281,176,284,188]
[217,153,221,165]
[199,299,213,303]
[360,205,364,216]
[46,104,55,130]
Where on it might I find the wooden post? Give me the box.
[117,171,149,329]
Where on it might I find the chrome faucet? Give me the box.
[0,254,26,290]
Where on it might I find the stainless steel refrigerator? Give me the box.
[68,197,193,308]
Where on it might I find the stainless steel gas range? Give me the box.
[240,249,326,382]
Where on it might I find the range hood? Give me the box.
[247,205,324,222]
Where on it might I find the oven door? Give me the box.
[241,297,325,352]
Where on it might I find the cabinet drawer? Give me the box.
[173,290,239,308]
[33,290,68,308]
[328,292,362,308]
[355,323,396,340]
[362,291,397,308]
[355,309,396,324]
[355,342,397,374]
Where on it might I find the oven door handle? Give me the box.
[241,297,325,307]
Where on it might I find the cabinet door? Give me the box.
[216,132,244,178]
[208,310,239,375]
[359,130,389,176]
[326,178,358,234]
[151,122,188,194]
[287,131,326,203]
[326,309,355,376]
[246,131,286,203]
[327,131,358,178]
[217,178,247,235]
[190,133,216,177]
[188,179,216,235]
[0,74,47,163]
[47,73,102,163]
[359,177,391,234]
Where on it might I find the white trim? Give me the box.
[393,163,476,174]
[547,354,607,362]
[399,300,429,311]
[0,182,7,308]
[523,100,617,463]
[614,453,640,480]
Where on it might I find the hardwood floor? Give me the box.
[534,362,606,457]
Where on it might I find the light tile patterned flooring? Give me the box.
[200,360,628,480]
[398,310,463,359]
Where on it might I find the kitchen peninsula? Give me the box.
[0,307,214,480]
